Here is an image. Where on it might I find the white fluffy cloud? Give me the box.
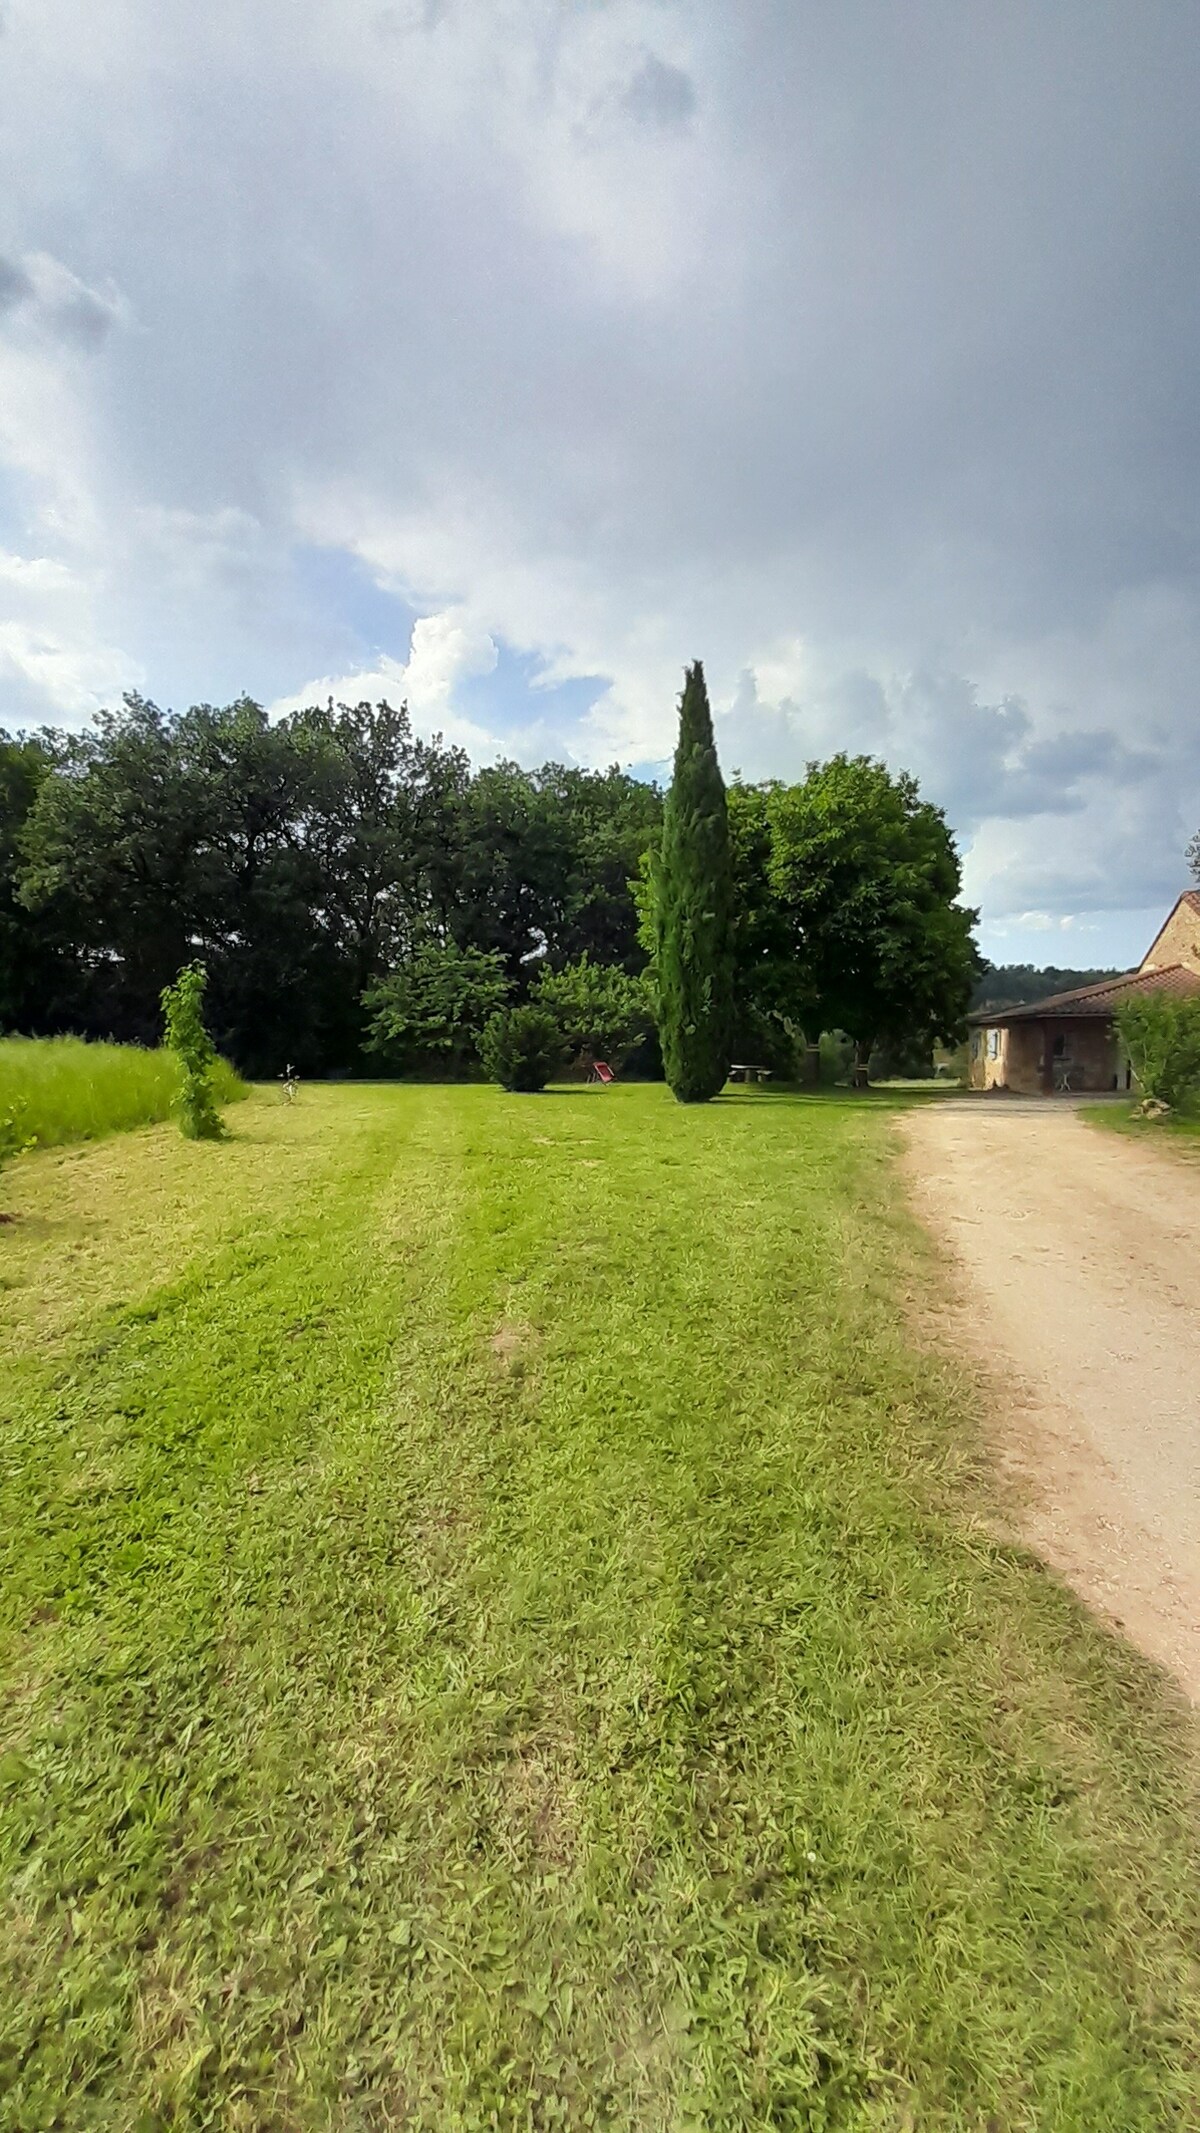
[0,528,140,725]
[2,0,1200,959]
[0,615,137,721]
[402,610,498,724]
[268,608,501,756]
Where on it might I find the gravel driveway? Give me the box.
[904,1098,1200,1699]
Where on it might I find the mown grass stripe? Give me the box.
[0,1085,1196,2131]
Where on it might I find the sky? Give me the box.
[2,0,1199,967]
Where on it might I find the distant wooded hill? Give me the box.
[971,963,1123,1012]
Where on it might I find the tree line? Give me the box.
[971,964,1121,1013]
[0,684,982,1081]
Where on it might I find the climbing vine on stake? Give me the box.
[0,1103,35,1218]
[161,961,227,1139]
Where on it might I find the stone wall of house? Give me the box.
[1053,1019,1120,1090]
[1139,895,1200,974]
[969,1018,1119,1092]
[969,1027,995,1087]
[998,1023,1046,1093]
[970,1026,1013,1089]
[968,1022,1043,1090]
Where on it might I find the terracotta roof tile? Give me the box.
[969,963,1200,1026]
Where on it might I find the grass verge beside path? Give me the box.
[1083,1099,1200,1154]
[0,1035,246,1152]
[1,1085,1197,2130]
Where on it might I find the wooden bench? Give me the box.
[727,1063,773,1084]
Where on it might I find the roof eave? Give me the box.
[969,963,1200,1026]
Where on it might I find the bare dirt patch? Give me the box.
[903,1099,1200,1698]
[487,1320,540,1376]
[502,1734,578,1871]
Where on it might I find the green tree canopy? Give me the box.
[364,942,510,1075]
[8,690,982,1091]
[18,696,466,1072]
[0,730,76,1034]
[451,761,660,977]
[725,782,805,1075]
[766,754,980,1082]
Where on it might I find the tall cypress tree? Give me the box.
[655,661,734,1102]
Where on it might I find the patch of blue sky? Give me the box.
[976,910,1152,975]
[626,757,669,789]
[290,545,420,667]
[455,642,614,761]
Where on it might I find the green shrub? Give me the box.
[480,1005,566,1092]
[363,943,510,1076]
[161,962,228,1139]
[0,1036,245,1151]
[534,954,653,1067]
[1117,992,1200,1110]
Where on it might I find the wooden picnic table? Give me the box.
[728,1063,773,1084]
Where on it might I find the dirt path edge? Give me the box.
[900,1100,1200,1702]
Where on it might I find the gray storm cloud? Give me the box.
[619,50,697,127]
[0,256,34,313]
[0,0,1198,958]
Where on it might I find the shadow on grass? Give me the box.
[280,1079,965,1109]
[714,1085,963,1109]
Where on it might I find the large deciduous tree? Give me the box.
[0,731,77,1033]
[653,662,734,1103]
[19,695,332,1067]
[289,697,470,1001]
[767,754,980,1084]
[541,765,663,972]
[19,697,218,1044]
[725,782,807,1076]
[452,761,660,977]
[16,694,470,1072]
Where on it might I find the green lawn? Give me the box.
[1,1084,1196,2130]
[1083,1100,1200,1153]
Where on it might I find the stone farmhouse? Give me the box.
[968,890,1200,1094]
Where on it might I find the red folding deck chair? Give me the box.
[589,1060,616,1085]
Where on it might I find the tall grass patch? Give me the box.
[0,1035,246,1150]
